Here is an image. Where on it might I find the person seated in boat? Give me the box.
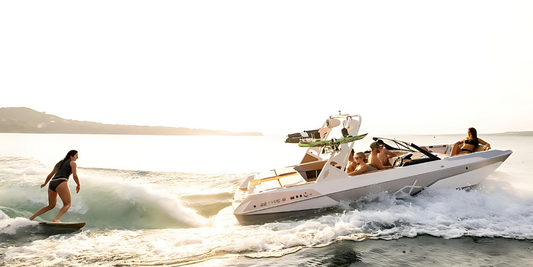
[376,140,396,167]
[348,152,377,176]
[450,127,491,156]
[368,142,393,170]
[346,149,357,173]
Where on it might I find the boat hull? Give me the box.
[232,149,512,225]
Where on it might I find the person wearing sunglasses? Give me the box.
[348,151,377,176]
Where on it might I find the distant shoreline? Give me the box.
[353,131,533,137]
[492,131,533,136]
[0,107,263,137]
[426,131,533,136]
[0,132,267,137]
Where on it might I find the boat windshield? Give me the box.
[374,138,416,151]
[373,137,440,160]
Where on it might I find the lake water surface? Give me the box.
[1,133,532,266]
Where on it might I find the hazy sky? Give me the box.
[1,1,532,135]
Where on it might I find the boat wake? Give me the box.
[1,155,532,266]
[0,157,224,231]
[334,178,533,240]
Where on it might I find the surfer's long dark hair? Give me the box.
[58,150,78,169]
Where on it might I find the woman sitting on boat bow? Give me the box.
[450,127,490,156]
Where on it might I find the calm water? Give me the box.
[1,133,532,266]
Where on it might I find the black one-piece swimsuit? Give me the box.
[48,159,72,192]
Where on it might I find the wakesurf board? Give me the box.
[38,222,86,229]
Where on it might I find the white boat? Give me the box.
[217,112,513,225]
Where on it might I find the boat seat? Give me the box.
[475,144,490,152]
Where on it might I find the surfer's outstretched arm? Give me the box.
[41,169,56,188]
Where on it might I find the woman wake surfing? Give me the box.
[29,150,80,222]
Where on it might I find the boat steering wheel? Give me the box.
[394,153,413,167]
[393,157,402,168]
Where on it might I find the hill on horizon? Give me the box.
[0,107,263,136]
